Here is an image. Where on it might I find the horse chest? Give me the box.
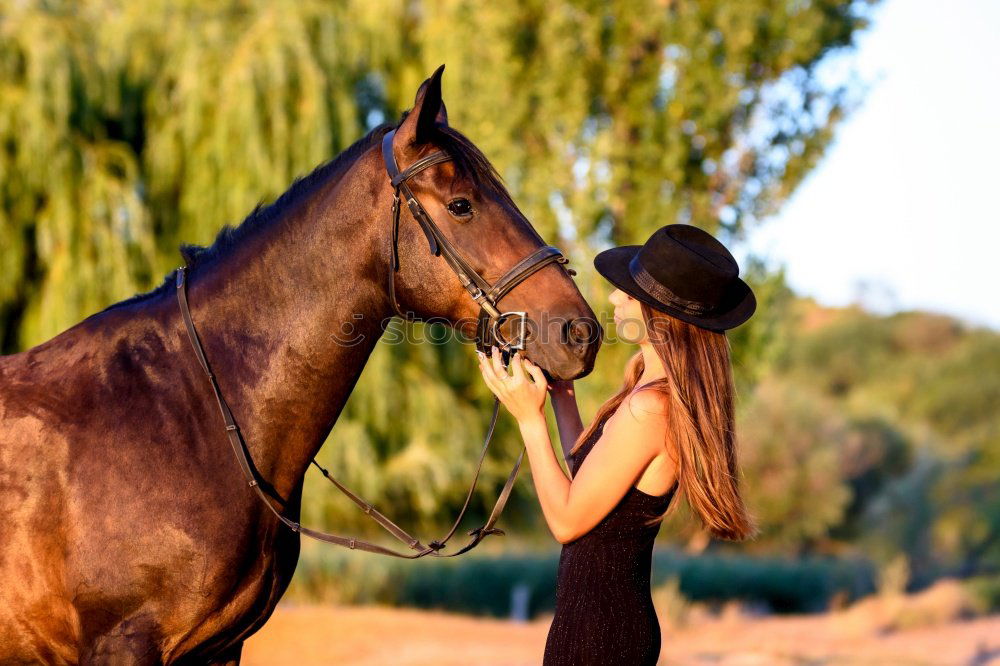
[157,526,300,660]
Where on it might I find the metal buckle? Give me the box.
[492,311,528,351]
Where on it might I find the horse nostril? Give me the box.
[566,318,599,347]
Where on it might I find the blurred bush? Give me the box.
[286,544,875,617]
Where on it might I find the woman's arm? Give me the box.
[519,391,665,543]
[548,381,583,463]
[478,348,666,544]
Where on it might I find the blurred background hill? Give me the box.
[1,0,997,624]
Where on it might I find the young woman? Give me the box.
[477,224,759,665]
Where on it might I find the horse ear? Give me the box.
[395,64,448,149]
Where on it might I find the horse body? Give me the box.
[0,145,395,662]
[0,189,385,664]
[0,68,599,664]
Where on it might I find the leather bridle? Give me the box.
[173,128,577,558]
[382,128,574,355]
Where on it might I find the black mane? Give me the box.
[100,115,517,314]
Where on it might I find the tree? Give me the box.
[0,0,878,534]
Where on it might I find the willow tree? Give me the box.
[0,0,876,536]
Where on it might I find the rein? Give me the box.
[174,129,574,558]
[176,266,516,558]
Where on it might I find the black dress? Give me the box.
[543,410,677,666]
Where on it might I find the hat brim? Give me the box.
[594,246,756,332]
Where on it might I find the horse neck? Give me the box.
[179,149,393,497]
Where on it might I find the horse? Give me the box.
[0,67,600,664]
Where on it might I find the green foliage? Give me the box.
[659,549,874,613]
[964,574,1000,613]
[4,1,994,601]
[287,544,876,616]
[727,256,796,389]
[1,2,888,553]
[286,544,562,615]
[1,0,872,347]
[832,416,911,541]
[0,4,158,347]
[301,328,520,532]
[904,331,1000,448]
[876,554,910,596]
[8,0,998,618]
[768,305,1000,582]
[737,378,853,549]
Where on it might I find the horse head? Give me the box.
[382,66,601,380]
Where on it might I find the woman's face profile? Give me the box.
[609,288,646,343]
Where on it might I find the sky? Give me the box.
[746,0,1000,329]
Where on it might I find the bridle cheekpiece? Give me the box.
[381,128,574,359]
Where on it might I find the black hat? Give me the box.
[593,224,756,331]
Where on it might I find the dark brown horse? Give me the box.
[0,68,599,664]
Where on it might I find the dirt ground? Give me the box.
[243,604,1000,666]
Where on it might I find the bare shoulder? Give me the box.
[601,389,668,456]
[619,389,668,422]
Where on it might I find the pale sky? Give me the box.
[746,0,1000,329]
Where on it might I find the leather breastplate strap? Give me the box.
[176,265,522,558]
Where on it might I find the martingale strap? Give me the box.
[176,265,524,558]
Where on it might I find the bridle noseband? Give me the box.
[173,128,579,559]
[382,129,575,357]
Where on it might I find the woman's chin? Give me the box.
[616,321,645,344]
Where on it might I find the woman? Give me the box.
[477,224,759,665]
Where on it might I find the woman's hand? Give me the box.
[477,346,549,424]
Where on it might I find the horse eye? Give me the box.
[446,198,473,218]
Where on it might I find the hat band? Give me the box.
[628,256,713,316]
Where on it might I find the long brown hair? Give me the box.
[571,302,757,540]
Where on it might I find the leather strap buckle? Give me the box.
[493,311,527,352]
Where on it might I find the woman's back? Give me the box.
[543,410,677,666]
